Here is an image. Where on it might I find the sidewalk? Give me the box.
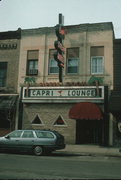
[58,144,121,157]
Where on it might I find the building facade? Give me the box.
[17,22,115,145]
[109,39,121,146]
[0,29,21,136]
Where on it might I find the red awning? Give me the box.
[69,102,103,120]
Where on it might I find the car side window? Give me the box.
[22,131,34,138]
[36,131,54,138]
[9,131,23,138]
[45,132,54,138]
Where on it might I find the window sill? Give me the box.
[32,124,44,126]
[53,125,67,127]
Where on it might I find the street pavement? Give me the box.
[57,144,121,157]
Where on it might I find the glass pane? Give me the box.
[9,130,23,138]
[50,59,57,67]
[29,61,34,69]
[35,131,44,138]
[91,58,97,73]
[91,57,103,74]
[68,67,78,73]
[28,60,38,70]
[22,131,34,138]
[67,59,78,73]
[49,59,59,74]
[98,58,103,73]
[50,67,59,73]
[68,59,78,66]
[45,132,54,138]
[36,131,54,138]
[34,61,38,69]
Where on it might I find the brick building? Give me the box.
[18,22,115,145]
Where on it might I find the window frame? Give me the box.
[91,56,104,75]
[26,59,38,76]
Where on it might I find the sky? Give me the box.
[0,0,121,38]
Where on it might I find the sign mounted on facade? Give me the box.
[22,86,104,103]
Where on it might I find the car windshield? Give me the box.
[35,131,54,138]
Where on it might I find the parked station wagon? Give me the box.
[0,129,65,156]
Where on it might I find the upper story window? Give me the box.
[26,50,39,76]
[91,46,104,75]
[0,62,7,87]
[67,48,79,74]
[49,49,59,74]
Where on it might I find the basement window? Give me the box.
[31,114,44,125]
[53,115,67,126]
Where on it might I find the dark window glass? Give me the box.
[67,48,79,74]
[35,131,54,138]
[32,115,42,124]
[0,62,7,87]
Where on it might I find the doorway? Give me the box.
[76,119,102,144]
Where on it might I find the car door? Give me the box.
[18,130,35,151]
[35,131,55,145]
[0,130,23,151]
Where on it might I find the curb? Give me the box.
[56,150,121,157]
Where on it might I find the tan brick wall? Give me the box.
[22,103,76,144]
[18,25,114,92]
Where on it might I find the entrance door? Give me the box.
[76,120,102,144]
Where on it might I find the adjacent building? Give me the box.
[0,29,21,136]
[109,39,121,146]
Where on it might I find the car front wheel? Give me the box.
[33,146,43,156]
